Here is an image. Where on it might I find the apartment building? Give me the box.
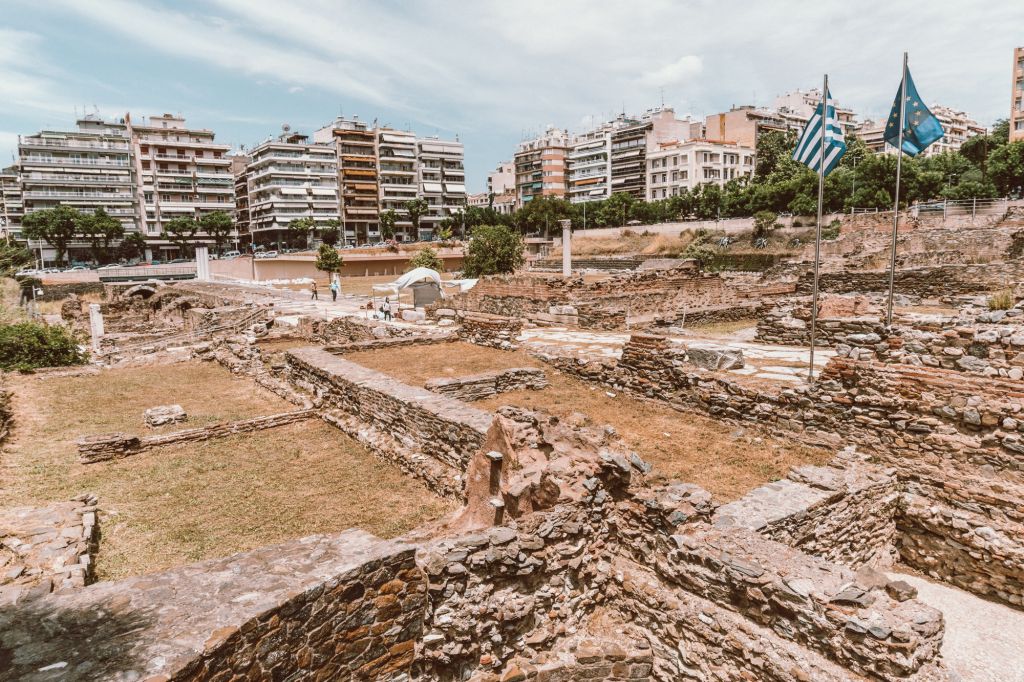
[315,117,380,244]
[230,152,251,245]
[417,136,466,238]
[17,116,136,262]
[859,105,984,157]
[378,128,418,239]
[772,88,859,138]
[567,126,612,204]
[645,140,755,200]
[514,127,569,207]
[0,166,24,242]
[487,161,515,195]
[1011,47,1024,142]
[125,114,235,257]
[245,131,339,247]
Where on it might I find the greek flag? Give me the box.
[792,88,847,176]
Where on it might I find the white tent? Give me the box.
[371,267,444,296]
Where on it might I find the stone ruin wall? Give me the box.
[795,260,1024,299]
[285,346,492,499]
[456,312,524,350]
[424,367,548,402]
[536,333,1024,608]
[435,271,794,331]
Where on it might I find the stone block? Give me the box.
[144,404,187,428]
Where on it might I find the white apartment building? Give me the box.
[645,140,755,200]
[567,127,612,204]
[487,161,515,195]
[417,137,466,239]
[127,114,235,256]
[378,129,419,239]
[18,116,136,263]
[245,131,339,247]
[0,166,25,242]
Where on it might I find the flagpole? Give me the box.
[885,52,909,326]
[808,74,828,381]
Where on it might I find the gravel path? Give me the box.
[890,572,1024,681]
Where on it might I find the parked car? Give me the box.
[97,264,120,270]
[255,250,279,259]
[67,265,89,271]
[221,250,241,259]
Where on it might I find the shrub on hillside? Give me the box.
[988,289,1014,311]
[0,322,87,371]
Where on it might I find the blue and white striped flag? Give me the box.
[792,88,847,176]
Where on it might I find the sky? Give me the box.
[2,0,1023,192]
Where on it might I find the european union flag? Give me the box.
[884,67,944,156]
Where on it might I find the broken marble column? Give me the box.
[88,303,104,352]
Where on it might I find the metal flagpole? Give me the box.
[808,74,828,381]
[885,52,909,326]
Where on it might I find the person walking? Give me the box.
[383,297,392,321]
[329,278,339,302]
[310,281,318,300]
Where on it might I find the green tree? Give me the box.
[80,207,124,264]
[599,192,635,228]
[681,230,718,268]
[320,218,341,246]
[287,217,315,249]
[379,209,398,241]
[161,216,199,257]
[407,246,444,272]
[199,211,234,253]
[21,205,83,266]
[753,130,799,180]
[691,183,724,220]
[461,225,524,277]
[989,141,1024,197]
[117,232,148,262]
[314,243,342,275]
[0,241,33,276]
[403,198,429,238]
[752,210,780,242]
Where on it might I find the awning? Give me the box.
[444,183,466,193]
[373,267,445,296]
[311,188,336,196]
[353,183,377,191]
[422,182,442,193]
[280,187,307,195]
[573,177,602,186]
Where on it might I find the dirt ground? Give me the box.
[1,362,454,580]
[344,342,830,500]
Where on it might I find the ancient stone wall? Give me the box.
[456,312,523,350]
[300,314,419,344]
[713,450,900,568]
[0,530,424,681]
[76,409,316,463]
[286,347,492,498]
[0,494,98,604]
[537,334,1024,608]
[797,261,1024,298]
[424,367,548,401]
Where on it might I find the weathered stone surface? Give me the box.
[0,530,423,681]
[425,367,548,402]
[144,403,187,427]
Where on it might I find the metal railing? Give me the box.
[850,198,1014,219]
[98,266,196,282]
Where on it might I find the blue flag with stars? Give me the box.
[884,68,944,156]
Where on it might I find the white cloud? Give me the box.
[288,86,304,94]
[641,56,703,88]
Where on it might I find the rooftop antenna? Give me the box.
[660,87,665,107]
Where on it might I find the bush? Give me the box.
[407,246,444,272]
[314,243,342,275]
[0,322,87,371]
[821,219,841,241]
[752,211,780,242]
[681,230,718,268]
[988,289,1014,311]
[462,225,525,277]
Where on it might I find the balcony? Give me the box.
[23,190,133,200]
[22,157,130,168]
[22,138,129,151]
[23,173,131,186]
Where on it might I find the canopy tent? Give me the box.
[371,267,444,296]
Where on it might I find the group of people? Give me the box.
[311,278,394,321]
[310,279,340,302]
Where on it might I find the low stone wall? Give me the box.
[714,450,900,569]
[286,347,492,498]
[0,530,425,681]
[325,333,455,356]
[537,333,1024,608]
[456,311,523,350]
[76,409,316,463]
[424,367,548,401]
[797,260,1024,298]
[300,314,417,344]
[0,494,99,604]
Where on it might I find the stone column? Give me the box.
[559,219,572,278]
[195,245,210,281]
[88,304,104,352]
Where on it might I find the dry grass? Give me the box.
[2,362,453,580]
[684,318,758,336]
[345,342,830,500]
[34,292,104,317]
